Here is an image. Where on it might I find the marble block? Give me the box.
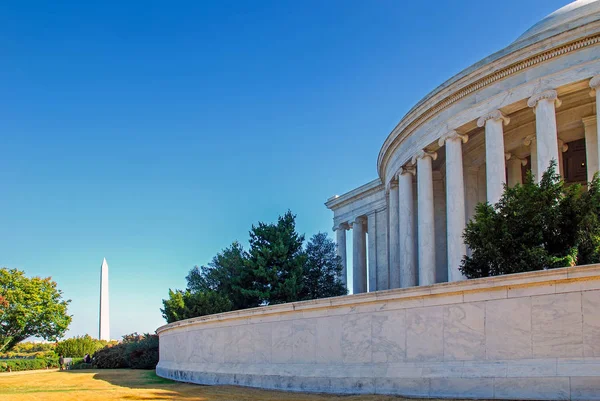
[531,292,583,358]
[406,306,444,361]
[371,310,406,363]
[341,314,372,363]
[443,303,485,361]
[583,290,600,357]
[485,297,532,360]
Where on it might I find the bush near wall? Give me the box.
[461,163,600,278]
[92,333,158,370]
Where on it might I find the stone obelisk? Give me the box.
[99,258,110,341]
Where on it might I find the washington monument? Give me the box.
[99,258,110,341]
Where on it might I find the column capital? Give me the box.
[438,130,469,147]
[523,134,536,147]
[399,165,416,176]
[590,76,600,97]
[506,153,528,166]
[582,115,597,127]
[527,90,561,109]
[335,222,350,231]
[477,110,510,127]
[411,149,438,165]
[558,139,569,153]
[350,216,367,228]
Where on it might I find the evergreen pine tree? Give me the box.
[300,233,347,300]
[244,211,306,305]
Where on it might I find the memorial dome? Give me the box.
[514,0,600,44]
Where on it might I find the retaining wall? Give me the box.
[156,264,600,400]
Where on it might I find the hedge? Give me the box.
[0,357,59,372]
[92,333,158,370]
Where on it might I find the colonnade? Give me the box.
[336,77,600,294]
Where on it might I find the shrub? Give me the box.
[0,357,59,372]
[461,163,600,278]
[55,335,107,357]
[92,333,159,370]
[126,334,159,369]
[92,344,128,368]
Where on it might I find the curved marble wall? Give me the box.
[157,264,600,400]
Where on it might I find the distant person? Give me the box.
[58,355,65,371]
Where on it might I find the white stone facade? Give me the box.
[326,0,600,294]
[157,264,600,400]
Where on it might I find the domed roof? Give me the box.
[514,0,600,43]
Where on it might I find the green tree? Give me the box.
[55,334,106,357]
[300,233,347,300]
[461,162,600,278]
[161,289,233,324]
[244,211,306,305]
[186,242,258,310]
[0,268,71,353]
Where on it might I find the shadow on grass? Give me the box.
[63,369,205,400]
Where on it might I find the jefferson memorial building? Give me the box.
[327,0,600,294]
[158,2,600,399]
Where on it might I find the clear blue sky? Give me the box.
[0,0,569,339]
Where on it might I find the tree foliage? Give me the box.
[0,268,71,353]
[55,334,107,357]
[186,242,256,310]
[92,332,158,369]
[162,211,347,323]
[244,211,306,305]
[300,233,347,300]
[461,162,600,278]
[161,288,232,324]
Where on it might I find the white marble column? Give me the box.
[388,180,400,289]
[558,139,569,178]
[335,223,349,290]
[523,135,538,181]
[367,213,377,292]
[592,76,600,179]
[506,154,527,187]
[412,150,437,286]
[398,166,417,288]
[351,216,367,294]
[439,131,468,282]
[583,116,598,182]
[477,110,510,204]
[528,90,561,179]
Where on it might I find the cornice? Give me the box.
[377,24,600,181]
[325,178,384,211]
